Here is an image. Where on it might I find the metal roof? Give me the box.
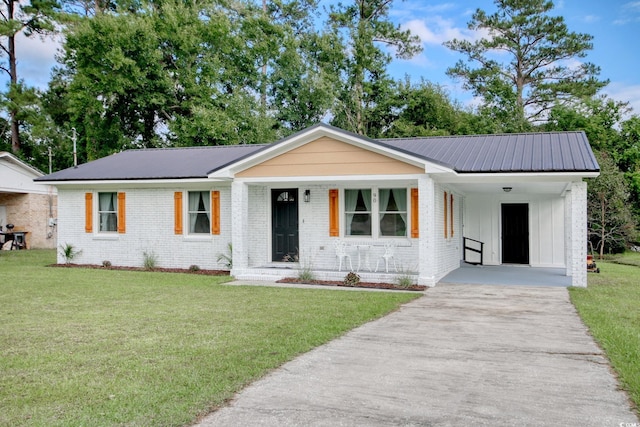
[36,144,266,181]
[378,131,599,173]
[36,126,598,182]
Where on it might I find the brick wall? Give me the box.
[0,192,57,249]
[570,181,588,287]
[57,187,232,269]
[242,184,422,272]
[433,183,463,281]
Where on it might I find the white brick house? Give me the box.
[37,124,599,287]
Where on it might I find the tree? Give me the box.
[444,0,607,129]
[0,0,60,153]
[327,0,422,136]
[62,8,172,159]
[618,116,640,217]
[587,151,637,258]
[265,0,338,133]
[386,79,474,137]
[545,95,640,218]
[546,95,627,150]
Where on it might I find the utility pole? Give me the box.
[72,127,77,168]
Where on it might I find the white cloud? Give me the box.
[582,15,600,23]
[1,33,62,90]
[615,2,640,25]
[402,16,479,46]
[605,81,640,116]
[623,1,640,10]
[0,33,62,89]
[390,1,457,19]
[400,52,435,69]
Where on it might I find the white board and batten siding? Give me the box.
[464,194,566,268]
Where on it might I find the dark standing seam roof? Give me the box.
[36,128,598,182]
[35,144,267,181]
[378,131,599,173]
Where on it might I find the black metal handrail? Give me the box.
[463,237,484,265]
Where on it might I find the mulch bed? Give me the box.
[49,263,230,276]
[276,277,427,291]
[49,264,425,290]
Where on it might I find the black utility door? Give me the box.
[501,203,529,264]
[272,189,299,262]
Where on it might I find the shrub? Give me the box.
[189,265,201,272]
[59,243,81,265]
[143,251,158,271]
[216,243,233,269]
[394,273,415,289]
[343,272,360,286]
[297,266,315,283]
[102,260,112,268]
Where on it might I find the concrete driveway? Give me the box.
[195,284,638,426]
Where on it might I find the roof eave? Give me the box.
[208,123,443,178]
[36,177,231,186]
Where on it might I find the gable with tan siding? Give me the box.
[236,137,424,178]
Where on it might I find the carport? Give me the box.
[439,262,572,287]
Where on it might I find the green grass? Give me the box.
[599,251,640,268]
[0,250,419,427]
[570,255,640,411]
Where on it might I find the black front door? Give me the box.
[502,203,529,264]
[272,189,299,262]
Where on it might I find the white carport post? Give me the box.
[418,175,437,286]
[568,181,588,287]
[231,180,249,274]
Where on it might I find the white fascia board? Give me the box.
[234,173,426,185]
[38,177,231,190]
[1,152,44,178]
[437,171,600,184]
[208,126,439,178]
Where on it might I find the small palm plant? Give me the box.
[216,242,233,269]
[59,243,81,265]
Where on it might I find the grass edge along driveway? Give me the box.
[570,259,640,414]
[0,250,420,427]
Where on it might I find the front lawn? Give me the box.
[0,250,420,426]
[570,258,640,411]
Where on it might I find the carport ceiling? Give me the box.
[452,181,570,195]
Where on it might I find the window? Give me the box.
[98,192,118,232]
[188,191,210,234]
[343,188,408,238]
[379,189,407,237]
[276,191,295,202]
[345,189,371,236]
[443,190,454,239]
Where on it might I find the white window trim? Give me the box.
[182,190,213,240]
[95,191,118,235]
[342,187,410,239]
[184,190,213,238]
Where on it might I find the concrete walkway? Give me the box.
[195,284,638,427]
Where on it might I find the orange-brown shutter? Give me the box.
[117,192,126,234]
[85,193,93,233]
[174,192,183,235]
[211,191,220,235]
[329,189,339,236]
[450,193,454,237]
[411,188,419,238]
[443,191,448,238]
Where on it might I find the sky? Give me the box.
[386,0,640,115]
[9,0,640,116]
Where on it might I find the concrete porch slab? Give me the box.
[440,263,572,287]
